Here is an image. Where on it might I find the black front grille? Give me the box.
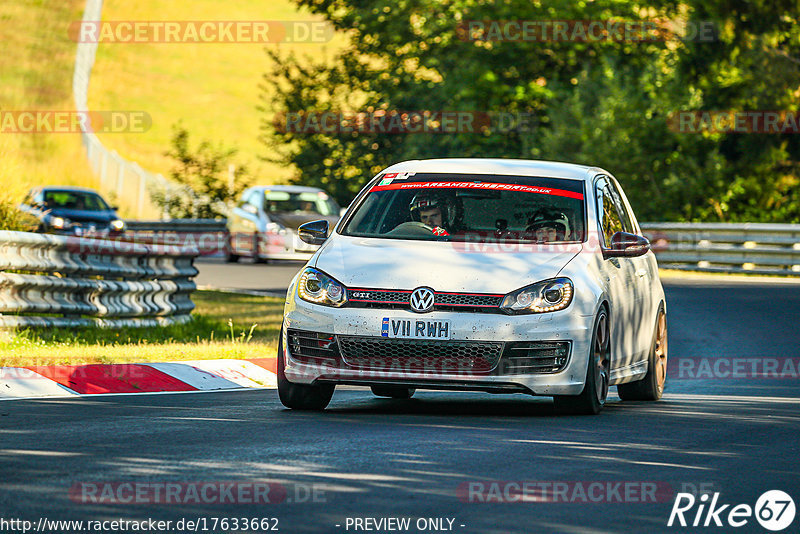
[286,329,341,367]
[346,288,504,313]
[435,293,503,307]
[288,330,570,376]
[497,341,571,374]
[338,336,504,375]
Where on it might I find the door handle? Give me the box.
[635,269,647,278]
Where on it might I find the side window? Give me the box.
[237,191,251,209]
[249,191,263,210]
[237,190,260,210]
[595,179,624,247]
[607,179,635,234]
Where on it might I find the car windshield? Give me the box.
[341,173,586,243]
[264,190,339,216]
[43,190,110,212]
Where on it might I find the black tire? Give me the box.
[225,235,240,263]
[553,307,610,415]
[252,233,269,263]
[277,330,334,411]
[371,386,416,399]
[618,305,668,401]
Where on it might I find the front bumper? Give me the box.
[283,296,594,396]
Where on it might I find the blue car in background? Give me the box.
[19,186,126,237]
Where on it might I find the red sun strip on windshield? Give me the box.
[370,180,584,200]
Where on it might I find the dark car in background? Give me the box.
[19,186,126,237]
[226,185,341,262]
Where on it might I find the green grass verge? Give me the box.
[1,0,344,217]
[0,0,99,205]
[0,290,283,367]
[90,0,348,205]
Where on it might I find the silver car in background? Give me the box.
[226,185,341,262]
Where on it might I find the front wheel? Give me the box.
[553,308,610,415]
[277,330,334,411]
[371,386,416,399]
[618,306,667,401]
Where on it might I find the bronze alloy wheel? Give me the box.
[554,308,610,415]
[617,305,668,401]
[592,311,611,405]
[653,310,668,396]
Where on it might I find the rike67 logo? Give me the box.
[668,490,796,531]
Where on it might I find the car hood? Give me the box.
[46,208,116,224]
[270,213,339,232]
[314,236,582,293]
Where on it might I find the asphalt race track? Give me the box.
[1,264,799,533]
[193,258,304,296]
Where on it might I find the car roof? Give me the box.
[379,158,608,182]
[249,185,329,194]
[37,186,105,194]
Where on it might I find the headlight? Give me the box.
[50,216,68,229]
[500,277,573,314]
[297,267,348,307]
[110,219,126,231]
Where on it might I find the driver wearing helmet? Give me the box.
[527,208,571,242]
[409,193,453,236]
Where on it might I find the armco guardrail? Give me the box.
[640,222,800,275]
[0,231,199,328]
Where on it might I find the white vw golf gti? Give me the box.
[279,159,667,414]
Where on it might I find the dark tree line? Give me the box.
[259,0,800,222]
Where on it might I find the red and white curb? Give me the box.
[0,358,277,400]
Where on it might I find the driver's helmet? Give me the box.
[527,208,571,240]
[409,193,456,228]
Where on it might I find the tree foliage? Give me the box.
[260,0,800,222]
[151,125,251,219]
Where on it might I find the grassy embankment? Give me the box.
[2,0,345,216]
[89,0,347,216]
[0,0,97,204]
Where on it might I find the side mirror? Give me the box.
[298,220,329,245]
[604,232,650,258]
[242,204,258,216]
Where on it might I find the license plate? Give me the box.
[381,317,452,340]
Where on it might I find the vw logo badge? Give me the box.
[409,287,435,313]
